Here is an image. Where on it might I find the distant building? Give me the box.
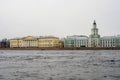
[88,20,100,47]
[22,36,38,48]
[59,41,64,48]
[63,35,88,47]
[10,36,38,48]
[10,36,63,48]
[62,37,74,48]
[10,39,19,48]
[63,20,120,48]
[100,36,120,47]
[38,36,61,48]
[9,21,120,48]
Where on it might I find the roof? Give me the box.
[22,36,38,40]
[39,36,59,39]
[67,35,88,40]
[101,36,117,39]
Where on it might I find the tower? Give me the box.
[91,20,98,35]
[89,20,100,47]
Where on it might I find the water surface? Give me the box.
[0,50,120,80]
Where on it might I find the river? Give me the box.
[0,50,120,80]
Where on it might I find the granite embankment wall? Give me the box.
[0,47,120,50]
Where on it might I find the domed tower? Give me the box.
[89,20,100,47]
[92,20,98,35]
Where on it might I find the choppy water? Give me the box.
[0,50,120,80]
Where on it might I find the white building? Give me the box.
[88,20,100,47]
[63,35,88,47]
[63,20,120,48]
[100,36,120,47]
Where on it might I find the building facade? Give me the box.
[88,20,100,47]
[38,36,62,48]
[9,21,120,48]
[10,39,19,48]
[63,21,120,48]
[21,36,38,48]
[10,36,38,48]
[63,35,88,47]
[62,37,74,48]
[10,36,63,48]
[100,36,120,47]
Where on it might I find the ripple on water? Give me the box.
[0,50,120,80]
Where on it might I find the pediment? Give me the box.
[22,36,37,40]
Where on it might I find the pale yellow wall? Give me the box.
[18,39,23,47]
[38,38,60,48]
[10,39,19,48]
[59,41,64,48]
[22,36,38,47]
[10,36,39,48]
[10,36,62,48]
[22,40,38,47]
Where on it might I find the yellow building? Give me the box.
[10,39,19,48]
[10,36,38,48]
[38,36,61,48]
[10,36,63,48]
[22,36,38,48]
[59,41,64,48]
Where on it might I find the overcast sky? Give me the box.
[0,0,120,39]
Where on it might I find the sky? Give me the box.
[0,0,120,39]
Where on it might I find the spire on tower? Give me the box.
[93,20,96,25]
[93,20,97,28]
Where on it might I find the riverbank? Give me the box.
[0,47,120,50]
